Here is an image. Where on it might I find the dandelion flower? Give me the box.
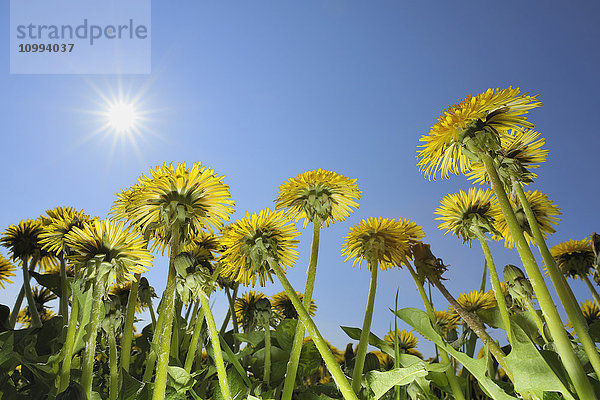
[548,238,594,279]
[1,219,58,271]
[579,300,600,326]
[435,188,499,246]
[17,286,57,327]
[453,290,497,314]
[417,87,541,180]
[41,209,91,257]
[109,280,147,313]
[341,217,425,270]
[384,329,423,359]
[0,255,16,289]
[221,208,300,287]
[234,290,268,332]
[271,291,317,319]
[275,169,361,227]
[434,309,461,336]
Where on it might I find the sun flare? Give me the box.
[106,101,139,133]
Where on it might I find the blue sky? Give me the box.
[2,2,600,356]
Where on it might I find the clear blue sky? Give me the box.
[2,2,599,356]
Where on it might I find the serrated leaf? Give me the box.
[365,364,428,400]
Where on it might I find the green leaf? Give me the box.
[396,307,518,400]
[167,366,192,390]
[121,369,145,400]
[219,335,252,387]
[275,319,297,351]
[234,331,265,347]
[213,368,247,400]
[340,326,394,358]
[298,340,321,378]
[30,271,62,297]
[365,364,428,400]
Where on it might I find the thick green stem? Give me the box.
[352,263,378,393]
[199,290,232,400]
[142,298,164,383]
[152,229,181,400]
[582,274,600,306]
[120,273,141,374]
[58,285,80,392]
[9,285,25,328]
[406,264,465,400]
[59,256,69,329]
[476,232,513,342]
[282,222,321,400]
[22,257,42,328]
[81,276,106,399]
[483,155,593,399]
[264,325,271,385]
[184,306,205,373]
[109,328,118,400]
[270,258,358,400]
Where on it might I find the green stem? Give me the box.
[152,228,181,400]
[148,299,157,330]
[352,263,378,394]
[57,283,80,392]
[523,297,548,344]
[142,298,163,383]
[282,222,321,400]
[475,231,513,342]
[120,273,141,374]
[480,260,488,292]
[264,324,271,385]
[199,290,232,400]
[171,299,183,361]
[59,256,69,330]
[225,285,240,351]
[483,155,593,399]
[582,274,600,306]
[269,258,358,400]
[184,306,205,373]
[109,328,118,400]
[220,307,231,334]
[405,263,465,400]
[394,289,400,400]
[9,285,25,328]
[81,275,106,399]
[22,257,42,328]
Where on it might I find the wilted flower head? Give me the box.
[435,187,499,246]
[220,208,300,287]
[65,219,153,285]
[548,238,594,279]
[493,190,560,249]
[275,169,361,227]
[417,87,541,180]
[271,291,317,319]
[412,243,447,283]
[342,217,425,270]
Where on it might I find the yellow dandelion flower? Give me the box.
[1,219,58,271]
[548,238,594,279]
[65,219,153,285]
[579,300,600,326]
[40,209,91,257]
[274,169,361,227]
[271,291,317,319]
[493,190,560,249]
[18,308,56,327]
[112,162,235,253]
[0,255,17,289]
[417,87,541,180]
[435,188,499,246]
[384,329,423,359]
[221,208,300,287]
[182,231,221,262]
[17,286,57,327]
[466,129,548,185]
[434,309,461,336]
[454,290,497,313]
[303,337,344,363]
[108,280,147,313]
[372,351,395,370]
[234,290,268,332]
[342,217,425,270]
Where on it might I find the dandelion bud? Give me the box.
[503,264,533,307]
[254,298,272,328]
[412,243,447,283]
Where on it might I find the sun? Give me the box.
[106,101,139,133]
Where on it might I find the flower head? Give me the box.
[108,280,147,313]
[1,219,58,271]
[275,169,361,227]
[548,238,594,279]
[417,87,541,180]
[40,208,91,257]
[65,219,153,285]
[579,300,600,326]
[234,290,268,332]
[342,217,425,270]
[221,208,300,287]
[434,310,461,336]
[454,290,497,314]
[271,291,317,319]
[435,188,499,245]
[384,329,423,359]
[0,255,16,289]
[111,162,235,253]
[493,190,560,249]
[17,286,57,327]
[466,129,548,185]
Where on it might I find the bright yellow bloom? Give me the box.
[271,291,317,319]
[341,217,425,270]
[435,187,499,246]
[1,219,58,271]
[373,351,395,370]
[548,238,594,279]
[182,231,221,262]
[0,255,16,289]
[40,208,91,256]
[579,300,600,326]
[493,190,560,249]
[112,162,235,253]
[274,169,361,227]
[466,129,548,185]
[234,290,268,332]
[417,87,541,180]
[384,329,423,359]
[434,309,461,336]
[65,219,153,285]
[454,290,497,313]
[221,208,300,287]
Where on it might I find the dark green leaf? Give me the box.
[365,364,429,400]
